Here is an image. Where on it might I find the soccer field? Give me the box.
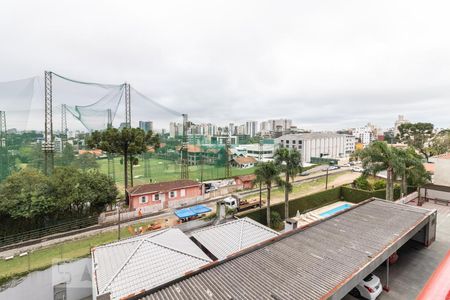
[97,157,255,188]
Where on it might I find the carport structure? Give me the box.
[137,198,436,300]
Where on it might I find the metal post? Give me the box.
[125,83,131,128]
[43,71,54,175]
[225,135,231,178]
[61,104,67,140]
[384,259,390,291]
[325,168,329,190]
[0,111,8,180]
[181,114,189,179]
[259,181,262,208]
[117,202,121,240]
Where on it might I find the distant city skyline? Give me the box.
[1,1,450,131]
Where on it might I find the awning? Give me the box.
[175,205,211,219]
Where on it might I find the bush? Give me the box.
[270,211,282,230]
[373,180,386,190]
[353,176,372,191]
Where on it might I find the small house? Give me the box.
[234,174,257,189]
[232,156,257,169]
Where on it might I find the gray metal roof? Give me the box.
[92,228,211,300]
[140,199,434,300]
[191,217,279,260]
[276,132,347,141]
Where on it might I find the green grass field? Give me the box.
[97,157,255,188]
[0,221,154,284]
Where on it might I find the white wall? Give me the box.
[0,258,92,300]
[434,158,450,186]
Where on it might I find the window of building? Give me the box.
[153,194,159,201]
[180,189,186,197]
[139,196,148,204]
[292,140,296,144]
[169,191,177,198]
[286,140,289,143]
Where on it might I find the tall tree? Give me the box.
[394,147,430,195]
[254,161,284,228]
[87,127,160,190]
[359,141,403,201]
[274,148,302,221]
[397,122,435,162]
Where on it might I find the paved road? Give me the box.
[0,166,359,258]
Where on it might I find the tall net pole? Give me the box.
[106,108,116,181]
[61,104,68,148]
[180,114,189,179]
[0,111,8,181]
[124,83,133,186]
[225,135,231,178]
[43,71,54,175]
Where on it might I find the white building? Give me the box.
[431,154,450,186]
[345,135,356,154]
[394,115,409,136]
[352,125,375,146]
[275,133,347,163]
[268,119,292,133]
[237,143,276,162]
[245,121,258,137]
[169,122,181,138]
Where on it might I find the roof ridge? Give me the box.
[238,220,245,251]
[144,239,211,262]
[241,217,280,235]
[100,238,146,295]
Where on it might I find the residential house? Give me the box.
[127,179,203,212]
[232,156,257,168]
[234,174,257,189]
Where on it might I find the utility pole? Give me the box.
[43,71,54,175]
[180,114,189,179]
[0,111,8,180]
[325,165,329,190]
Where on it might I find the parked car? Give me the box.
[352,167,364,172]
[329,165,340,170]
[300,171,310,176]
[349,273,383,300]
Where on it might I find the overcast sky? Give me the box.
[1,0,450,131]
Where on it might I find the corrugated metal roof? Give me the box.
[191,217,279,260]
[141,199,433,300]
[92,228,211,300]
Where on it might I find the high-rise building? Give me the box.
[268,119,292,132]
[169,122,181,138]
[245,121,258,137]
[394,115,409,136]
[139,121,153,133]
[229,123,235,135]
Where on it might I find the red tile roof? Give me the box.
[423,163,435,174]
[127,180,201,195]
[233,156,257,165]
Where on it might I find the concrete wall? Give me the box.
[0,258,92,300]
[434,158,450,186]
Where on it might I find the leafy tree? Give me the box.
[87,127,160,189]
[397,123,435,162]
[274,148,302,220]
[0,168,53,219]
[359,141,403,201]
[254,161,284,228]
[270,211,282,230]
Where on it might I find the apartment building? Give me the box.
[275,133,347,163]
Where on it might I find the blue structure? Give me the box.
[175,205,212,220]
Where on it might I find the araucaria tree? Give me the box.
[88,127,160,189]
[274,148,302,221]
[359,141,402,201]
[397,122,435,162]
[254,161,284,228]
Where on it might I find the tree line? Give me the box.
[0,167,118,235]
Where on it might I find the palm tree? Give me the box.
[254,161,283,228]
[395,147,429,195]
[274,148,302,220]
[359,141,403,201]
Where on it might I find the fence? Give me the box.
[0,216,98,249]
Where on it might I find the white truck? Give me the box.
[223,194,261,212]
